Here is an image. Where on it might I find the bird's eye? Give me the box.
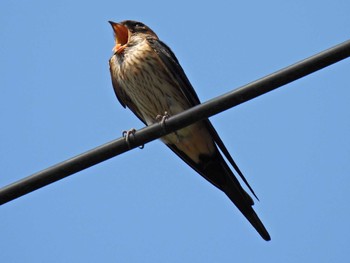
[134,22,145,29]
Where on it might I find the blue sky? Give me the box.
[1,0,350,262]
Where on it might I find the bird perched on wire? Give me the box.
[108,20,270,241]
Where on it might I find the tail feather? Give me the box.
[165,143,270,240]
[224,183,271,241]
[202,153,271,241]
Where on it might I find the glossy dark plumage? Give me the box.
[109,20,270,241]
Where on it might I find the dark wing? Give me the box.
[147,38,201,105]
[109,57,146,125]
[147,37,258,199]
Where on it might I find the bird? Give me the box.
[108,20,270,241]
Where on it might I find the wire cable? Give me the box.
[1,39,350,205]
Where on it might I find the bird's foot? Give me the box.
[122,128,144,149]
[156,111,169,132]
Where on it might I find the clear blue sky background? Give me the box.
[1,1,350,262]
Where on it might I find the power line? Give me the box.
[1,39,350,206]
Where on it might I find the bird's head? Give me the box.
[109,20,158,54]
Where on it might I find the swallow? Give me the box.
[108,20,270,241]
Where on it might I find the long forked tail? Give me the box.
[202,154,271,241]
[225,186,271,241]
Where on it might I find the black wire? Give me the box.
[1,39,350,206]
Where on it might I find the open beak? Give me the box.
[109,21,129,54]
